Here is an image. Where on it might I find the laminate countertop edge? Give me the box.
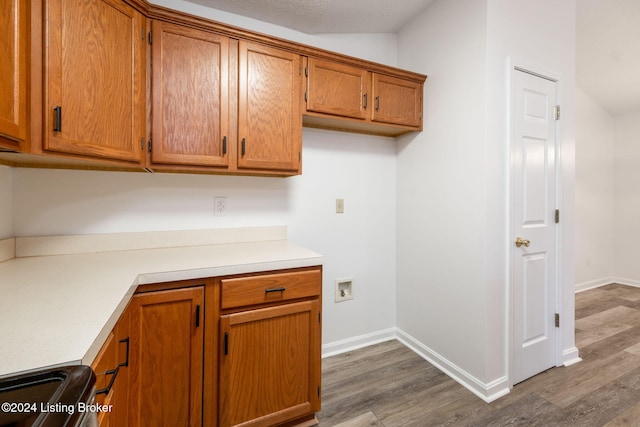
[0,239,324,378]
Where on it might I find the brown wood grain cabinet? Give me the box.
[150,20,230,169]
[128,286,204,426]
[219,268,322,427]
[0,0,28,150]
[90,267,321,427]
[0,0,425,173]
[304,57,424,136]
[237,41,302,174]
[91,304,131,427]
[42,0,146,164]
[371,73,423,127]
[305,58,369,121]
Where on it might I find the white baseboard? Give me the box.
[562,346,582,367]
[612,277,640,288]
[321,328,397,358]
[574,277,613,293]
[575,277,640,293]
[395,329,510,403]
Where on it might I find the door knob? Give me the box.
[515,237,530,248]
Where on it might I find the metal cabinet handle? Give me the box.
[515,237,530,248]
[222,136,227,155]
[363,93,368,109]
[265,287,286,294]
[375,96,380,111]
[95,337,129,396]
[53,106,62,132]
[241,138,246,156]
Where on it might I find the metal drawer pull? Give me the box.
[95,367,119,396]
[95,337,129,396]
[265,287,286,293]
[53,106,62,132]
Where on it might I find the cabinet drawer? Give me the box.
[221,268,321,309]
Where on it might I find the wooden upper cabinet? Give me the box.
[0,0,27,149]
[371,73,422,127]
[43,0,145,163]
[238,41,302,173]
[303,58,425,136]
[150,21,230,168]
[306,58,368,120]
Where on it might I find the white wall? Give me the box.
[151,0,398,67]
[396,0,489,385]
[396,0,576,400]
[12,130,397,349]
[484,0,578,376]
[0,165,12,239]
[575,88,615,289]
[7,2,402,351]
[613,111,640,285]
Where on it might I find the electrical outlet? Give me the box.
[336,198,344,214]
[214,196,226,216]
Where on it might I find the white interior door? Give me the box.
[511,67,559,385]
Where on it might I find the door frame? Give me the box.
[507,56,565,388]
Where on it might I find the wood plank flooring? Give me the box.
[317,284,640,426]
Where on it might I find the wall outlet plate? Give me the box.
[214,196,226,216]
[335,278,353,302]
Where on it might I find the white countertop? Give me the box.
[0,228,323,378]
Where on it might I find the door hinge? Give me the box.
[555,209,560,224]
[147,139,152,153]
[148,30,152,45]
[555,313,560,328]
[554,105,560,120]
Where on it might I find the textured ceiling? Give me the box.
[577,0,640,116]
[188,0,437,34]
[188,0,639,116]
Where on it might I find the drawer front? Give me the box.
[221,268,321,309]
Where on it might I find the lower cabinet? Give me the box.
[91,303,130,427]
[220,300,321,427]
[91,266,321,427]
[218,268,322,427]
[128,286,204,426]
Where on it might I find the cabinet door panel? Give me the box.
[44,0,144,162]
[306,58,368,120]
[129,287,204,427]
[371,73,422,127]
[0,0,27,147]
[220,300,321,427]
[151,21,230,167]
[238,41,301,172]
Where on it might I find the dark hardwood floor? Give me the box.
[317,284,640,426]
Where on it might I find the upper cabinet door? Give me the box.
[238,41,301,173]
[306,58,369,120]
[371,73,422,128]
[44,0,145,163]
[0,0,27,148]
[151,21,230,168]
